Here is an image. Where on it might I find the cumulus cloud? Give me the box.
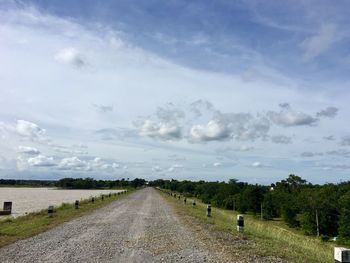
[27,155,55,167]
[267,105,318,127]
[54,48,86,68]
[190,119,231,142]
[88,157,117,171]
[16,120,45,139]
[316,107,338,118]
[58,156,86,170]
[271,135,292,144]
[139,120,182,140]
[301,23,337,61]
[58,156,120,171]
[18,146,40,155]
[213,162,222,167]
[190,111,270,142]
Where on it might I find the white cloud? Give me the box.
[16,120,45,139]
[213,162,222,167]
[18,146,40,155]
[190,119,231,142]
[58,156,86,170]
[267,105,318,127]
[139,120,182,140]
[251,161,263,168]
[88,157,113,171]
[58,156,120,172]
[54,47,86,68]
[301,23,337,61]
[28,155,55,167]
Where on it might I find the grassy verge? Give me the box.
[0,190,132,248]
[160,190,334,263]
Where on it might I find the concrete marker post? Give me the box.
[207,204,212,217]
[48,205,54,218]
[237,214,244,232]
[75,200,79,209]
[4,202,12,214]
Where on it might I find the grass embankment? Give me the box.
[0,190,131,248]
[160,190,334,263]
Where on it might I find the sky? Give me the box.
[0,0,350,184]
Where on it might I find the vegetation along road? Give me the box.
[0,187,287,263]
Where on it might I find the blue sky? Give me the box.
[0,0,349,184]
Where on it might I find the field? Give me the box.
[0,188,125,217]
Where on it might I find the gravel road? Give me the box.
[0,188,284,263]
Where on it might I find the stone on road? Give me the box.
[0,188,235,263]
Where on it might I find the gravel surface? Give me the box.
[0,188,286,262]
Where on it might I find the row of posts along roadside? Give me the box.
[46,190,127,218]
[168,190,245,233]
[165,189,350,262]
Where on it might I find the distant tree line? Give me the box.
[0,178,146,189]
[0,179,56,187]
[149,175,350,242]
[55,177,146,189]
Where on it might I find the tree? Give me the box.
[338,192,350,239]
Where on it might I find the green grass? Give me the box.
[161,190,334,263]
[0,190,131,248]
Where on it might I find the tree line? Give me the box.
[2,175,349,242]
[149,175,350,242]
[0,178,146,189]
[55,177,146,189]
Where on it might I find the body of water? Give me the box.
[0,188,125,217]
